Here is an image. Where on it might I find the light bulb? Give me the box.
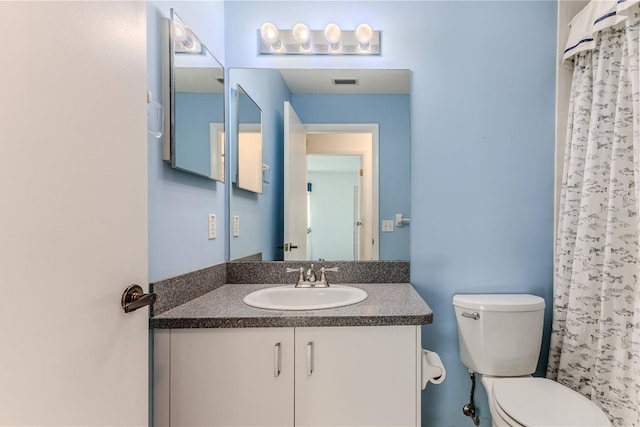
[355,23,373,50]
[324,23,341,50]
[260,22,281,50]
[292,23,311,44]
[183,29,202,53]
[172,21,187,42]
[292,23,311,51]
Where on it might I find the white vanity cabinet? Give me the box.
[294,325,420,427]
[156,328,295,427]
[154,325,421,427]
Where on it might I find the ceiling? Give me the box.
[174,68,411,95]
[175,67,224,93]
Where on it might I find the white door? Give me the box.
[0,2,149,425]
[284,102,308,260]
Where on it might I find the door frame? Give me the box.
[305,124,379,260]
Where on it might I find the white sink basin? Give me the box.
[243,285,367,311]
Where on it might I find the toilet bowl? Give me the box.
[481,376,611,427]
[453,294,611,427]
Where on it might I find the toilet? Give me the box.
[453,294,611,427]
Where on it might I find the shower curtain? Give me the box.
[548,2,640,425]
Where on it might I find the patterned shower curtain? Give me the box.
[548,4,640,426]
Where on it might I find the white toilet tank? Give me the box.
[453,294,545,376]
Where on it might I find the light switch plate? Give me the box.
[382,220,394,232]
[208,214,216,239]
[233,215,240,237]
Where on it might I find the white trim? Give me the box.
[210,122,225,182]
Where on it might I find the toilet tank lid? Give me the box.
[453,294,545,312]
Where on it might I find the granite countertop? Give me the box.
[150,283,433,328]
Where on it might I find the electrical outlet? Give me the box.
[233,215,240,237]
[382,220,394,232]
[208,214,216,239]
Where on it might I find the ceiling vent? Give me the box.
[332,78,359,86]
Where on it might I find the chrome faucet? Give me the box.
[286,264,339,288]
[306,264,317,283]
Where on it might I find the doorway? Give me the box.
[307,154,363,260]
[305,127,378,260]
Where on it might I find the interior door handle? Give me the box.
[121,285,156,313]
[277,243,298,251]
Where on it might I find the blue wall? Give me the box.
[225,1,557,426]
[175,92,224,178]
[147,1,226,282]
[147,1,557,424]
[228,68,292,260]
[293,94,411,260]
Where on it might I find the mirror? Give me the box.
[228,68,411,262]
[162,9,225,182]
[235,85,263,193]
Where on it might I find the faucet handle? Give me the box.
[286,267,304,285]
[319,267,339,286]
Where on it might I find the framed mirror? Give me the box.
[162,9,225,182]
[228,68,411,262]
[235,85,263,193]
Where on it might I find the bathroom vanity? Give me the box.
[152,282,432,427]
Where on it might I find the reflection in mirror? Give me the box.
[228,68,410,262]
[162,9,225,182]
[236,85,263,194]
[308,155,363,260]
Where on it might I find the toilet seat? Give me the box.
[492,395,525,427]
[491,377,610,426]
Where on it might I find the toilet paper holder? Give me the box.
[421,349,446,389]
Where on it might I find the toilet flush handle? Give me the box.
[461,312,480,320]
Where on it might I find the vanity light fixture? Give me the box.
[258,22,380,55]
[172,21,202,53]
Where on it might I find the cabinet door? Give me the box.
[295,326,420,427]
[170,328,294,427]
